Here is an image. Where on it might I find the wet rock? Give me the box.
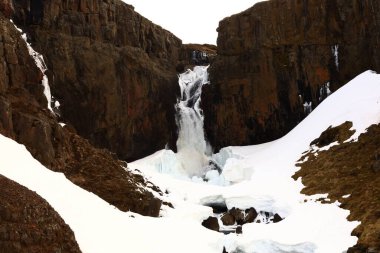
[221,213,235,226]
[273,213,283,223]
[229,208,245,225]
[244,207,258,223]
[203,0,380,152]
[202,217,219,232]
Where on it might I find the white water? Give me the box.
[175,66,212,177]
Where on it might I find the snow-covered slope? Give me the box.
[130,70,380,252]
[1,70,379,253]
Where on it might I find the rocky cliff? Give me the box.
[203,0,380,150]
[0,13,161,217]
[11,0,182,161]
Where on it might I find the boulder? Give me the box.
[244,207,258,223]
[221,213,235,226]
[201,217,219,232]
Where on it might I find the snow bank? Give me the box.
[0,134,224,253]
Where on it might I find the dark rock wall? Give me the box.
[204,0,380,150]
[0,14,161,217]
[12,0,182,161]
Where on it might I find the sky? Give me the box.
[122,0,264,45]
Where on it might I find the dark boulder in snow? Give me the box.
[202,217,220,232]
[244,207,258,223]
[221,213,235,226]
[229,208,245,225]
[273,213,283,223]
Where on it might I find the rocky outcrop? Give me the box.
[11,0,182,161]
[0,175,81,253]
[203,0,380,150]
[293,123,380,252]
[0,13,161,216]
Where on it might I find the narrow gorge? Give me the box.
[0,0,379,253]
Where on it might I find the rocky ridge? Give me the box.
[0,175,81,253]
[293,122,380,252]
[203,0,380,151]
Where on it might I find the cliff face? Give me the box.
[204,0,380,150]
[12,0,182,161]
[0,14,161,217]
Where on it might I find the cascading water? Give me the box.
[175,66,212,177]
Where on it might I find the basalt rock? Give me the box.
[11,0,183,161]
[203,0,380,151]
[0,175,81,253]
[0,13,162,217]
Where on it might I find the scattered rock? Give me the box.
[201,217,219,232]
[221,213,235,226]
[294,124,380,251]
[229,208,245,225]
[273,213,283,223]
[244,207,258,223]
[310,121,354,147]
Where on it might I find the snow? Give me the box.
[1,70,380,252]
[0,134,225,253]
[332,45,339,70]
[130,70,380,252]
[10,20,54,112]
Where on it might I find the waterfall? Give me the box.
[175,66,212,177]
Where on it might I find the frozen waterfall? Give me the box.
[175,66,212,177]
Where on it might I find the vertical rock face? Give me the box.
[12,0,182,161]
[0,14,162,217]
[203,0,380,150]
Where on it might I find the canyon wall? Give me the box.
[204,0,380,150]
[12,0,182,161]
[0,13,161,217]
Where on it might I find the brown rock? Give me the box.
[294,123,380,251]
[244,207,258,223]
[203,0,380,152]
[11,0,184,161]
[229,208,245,225]
[221,213,235,226]
[273,213,283,223]
[0,175,81,253]
[201,217,219,232]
